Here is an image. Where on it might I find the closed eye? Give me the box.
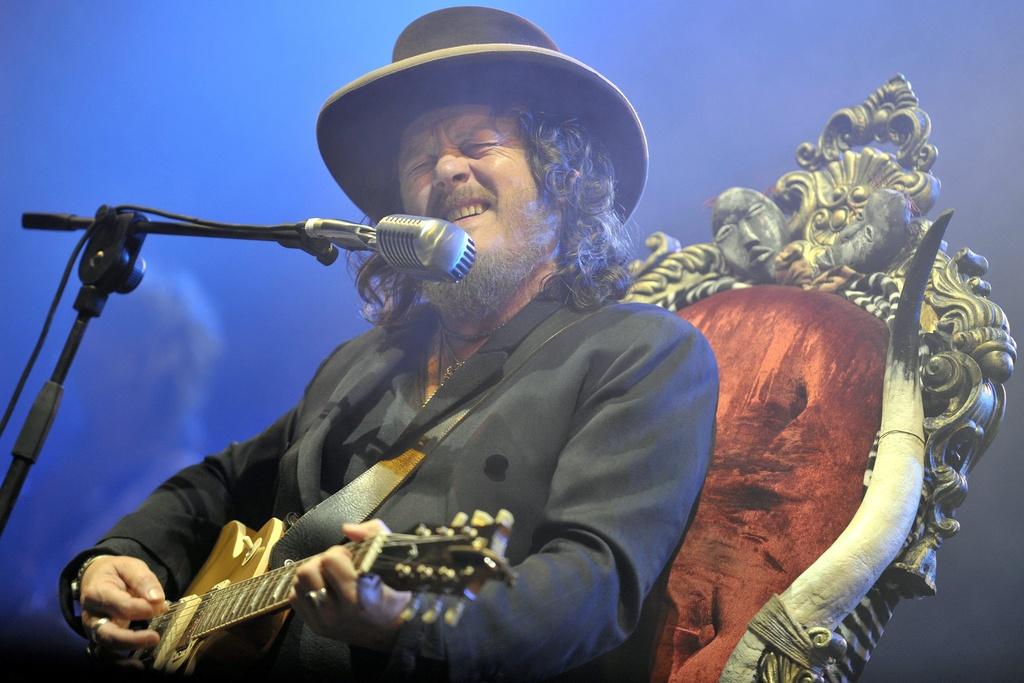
[401,158,435,179]
[464,141,500,156]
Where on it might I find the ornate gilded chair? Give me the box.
[625,75,1015,682]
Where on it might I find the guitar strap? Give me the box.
[272,304,599,563]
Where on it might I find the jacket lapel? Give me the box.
[295,329,413,511]
[394,297,564,445]
[295,297,566,511]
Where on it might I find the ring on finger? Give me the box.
[87,617,110,644]
[305,587,329,609]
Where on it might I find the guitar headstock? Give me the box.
[351,509,516,626]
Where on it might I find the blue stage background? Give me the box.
[1,2,1021,679]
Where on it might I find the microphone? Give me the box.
[303,214,475,282]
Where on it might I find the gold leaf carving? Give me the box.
[628,232,743,310]
[889,245,1013,595]
[774,149,938,246]
[795,74,937,174]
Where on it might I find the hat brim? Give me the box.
[317,44,648,222]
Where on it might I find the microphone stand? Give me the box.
[0,205,338,538]
[20,208,340,266]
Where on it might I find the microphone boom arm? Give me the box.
[23,209,340,266]
[23,207,475,279]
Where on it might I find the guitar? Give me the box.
[133,509,515,674]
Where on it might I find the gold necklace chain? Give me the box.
[422,328,467,408]
[421,313,514,408]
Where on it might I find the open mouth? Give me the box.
[445,202,491,223]
[750,245,775,263]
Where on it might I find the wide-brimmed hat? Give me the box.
[317,6,648,222]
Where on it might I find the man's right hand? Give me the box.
[79,555,167,654]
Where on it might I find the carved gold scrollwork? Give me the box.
[928,248,1016,383]
[627,232,744,310]
[756,628,846,683]
[889,245,1012,595]
[628,78,943,311]
[758,651,820,683]
[774,149,939,246]
[795,74,937,175]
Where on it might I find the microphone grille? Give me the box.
[376,215,475,282]
[452,240,476,280]
[377,222,421,271]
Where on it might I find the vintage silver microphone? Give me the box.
[303,214,476,282]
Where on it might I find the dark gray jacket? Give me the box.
[62,297,717,681]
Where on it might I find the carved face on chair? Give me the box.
[826,189,912,274]
[712,187,787,282]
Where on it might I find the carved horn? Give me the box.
[721,211,953,682]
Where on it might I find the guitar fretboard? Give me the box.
[192,561,304,636]
[148,531,482,646]
[190,537,382,636]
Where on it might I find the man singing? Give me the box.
[62,7,717,680]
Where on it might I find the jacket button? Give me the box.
[484,454,509,481]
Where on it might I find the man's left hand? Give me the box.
[288,519,412,652]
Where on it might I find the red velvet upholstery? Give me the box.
[651,286,888,682]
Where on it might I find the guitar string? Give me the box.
[151,566,306,631]
[147,533,481,630]
[149,559,308,630]
[150,530,490,631]
[148,560,473,661]
[186,557,467,637]
[153,559,466,639]
[150,561,489,653]
[150,536,465,631]
[162,534,470,624]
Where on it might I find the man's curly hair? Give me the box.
[354,109,633,325]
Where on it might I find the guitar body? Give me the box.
[186,518,285,595]
[144,518,290,674]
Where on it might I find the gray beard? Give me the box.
[421,226,555,323]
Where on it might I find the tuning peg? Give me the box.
[489,534,509,556]
[421,598,444,625]
[443,600,466,627]
[470,510,494,526]
[433,525,455,536]
[449,511,469,527]
[415,524,431,537]
[400,595,423,622]
[495,509,515,528]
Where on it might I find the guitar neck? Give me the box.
[189,559,308,637]
[138,514,515,673]
[164,534,406,638]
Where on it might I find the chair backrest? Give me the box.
[627,76,1015,683]
[651,287,885,681]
